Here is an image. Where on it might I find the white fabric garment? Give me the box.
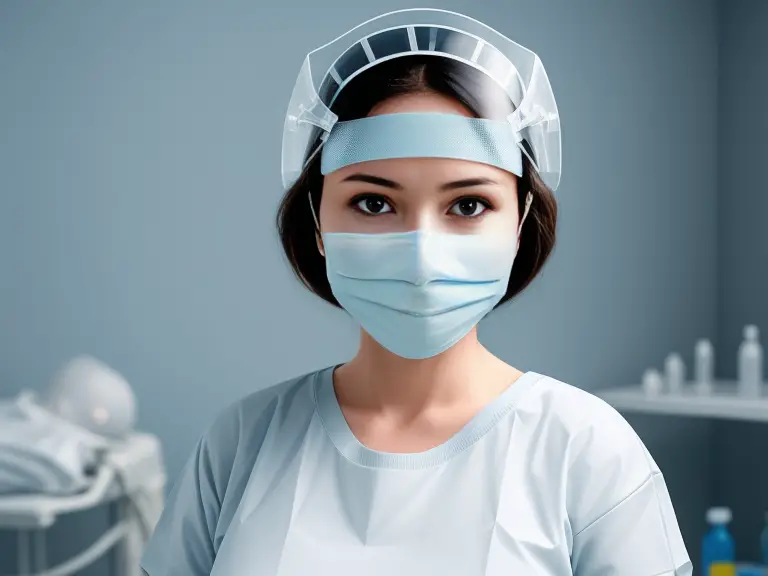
[0,393,107,495]
[141,366,692,576]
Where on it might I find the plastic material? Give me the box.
[642,368,664,396]
[665,353,686,393]
[281,8,561,191]
[695,339,715,394]
[701,507,736,576]
[707,507,732,524]
[738,325,763,397]
[703,507,735,576]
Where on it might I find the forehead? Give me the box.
[369,91,473,117]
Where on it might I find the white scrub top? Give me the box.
[141,366,692,576]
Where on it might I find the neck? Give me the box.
[334,328,517,415]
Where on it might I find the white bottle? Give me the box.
[738,325,763,397]
[642,368,664,396]
[665,353,685,393]
[694,339,714,394]
[706,506,732,526]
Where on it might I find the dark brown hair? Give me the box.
[277,55,557,309]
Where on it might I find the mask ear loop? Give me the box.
[308,190,321,232]
[308,190,325,256]
[518,190,533,235]
[514,190,533,256]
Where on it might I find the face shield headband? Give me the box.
[281,8,561,193]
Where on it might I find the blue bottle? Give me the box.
[702,507,736,576]
[761,511,768,566]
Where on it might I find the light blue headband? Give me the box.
[320,112,523,176]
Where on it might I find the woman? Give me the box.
[141,9,692,576]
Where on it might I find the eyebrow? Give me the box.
[439,177,500,191]
[341,173,403,189]
[340,173,500,191]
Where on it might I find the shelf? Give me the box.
[596,381,768,423]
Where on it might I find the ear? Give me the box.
[315,231,325,257]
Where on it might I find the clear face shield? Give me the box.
[281,8,562,192]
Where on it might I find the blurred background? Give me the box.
[0,0,766,574]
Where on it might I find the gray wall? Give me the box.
[715,0,768,564]
[0,0,723,573]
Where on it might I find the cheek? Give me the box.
[486,219,520,246]
[481,203,520,235]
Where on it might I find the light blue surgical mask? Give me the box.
[309,192,532,360]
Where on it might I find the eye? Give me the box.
[449,197,490,218]
[353,194,393,215]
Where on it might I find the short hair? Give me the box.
[276,55,558,309]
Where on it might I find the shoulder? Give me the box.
[520,373,659,532]
[140,367,329,573]
[524,374,644,439]
[196,366,330,550]
[199,367,325,500]
[202,367,322,459]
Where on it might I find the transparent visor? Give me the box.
[281,8,561,191]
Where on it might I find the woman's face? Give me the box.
[318,92,520,239]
